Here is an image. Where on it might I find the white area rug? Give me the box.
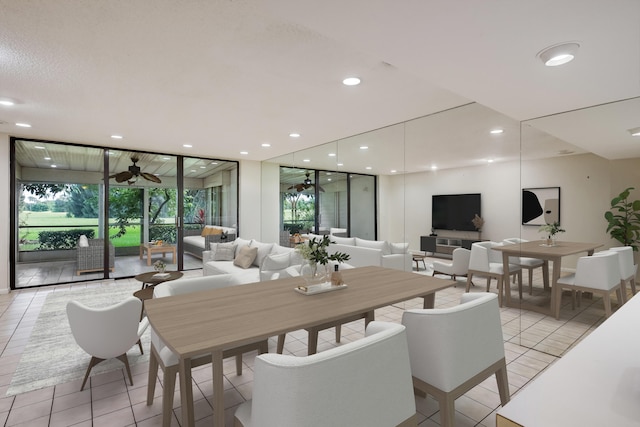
[7,284,150,396]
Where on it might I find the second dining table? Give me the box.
[493,240,602,316]
[144,265,456,427]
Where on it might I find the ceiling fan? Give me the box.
[109,155,161,185]
[287,171,324,192]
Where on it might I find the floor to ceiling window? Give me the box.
[11,138,238,289]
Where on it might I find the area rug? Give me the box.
[6,284,151,396]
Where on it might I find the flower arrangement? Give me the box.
[539,221,565,244]
[296,235,350,265]
[153,260,166,273]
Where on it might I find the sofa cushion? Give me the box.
[251,240,275,268]
[331,236,356,246]
[234,246,258,269]
[261,252,291,271]
[213,244,237,261]
[78,235,89,247]
[355,237,391,255]
[201,225,223,236]
[390,242,409,254]
[233,238,252,257]
[210,242,237,260]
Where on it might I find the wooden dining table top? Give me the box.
[144,265,456,359]
[492,240,602,259]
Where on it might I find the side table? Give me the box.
[135,271,184,290]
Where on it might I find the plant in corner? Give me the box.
[296,235,350,284]
[539,221,565,245]
[604,187,640,251]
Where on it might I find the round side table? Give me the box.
[135,270,184,290]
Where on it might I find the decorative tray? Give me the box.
[295,283,348,295]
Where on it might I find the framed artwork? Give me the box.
[522,187,560,226]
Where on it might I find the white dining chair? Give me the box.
[234,321,416,427]
[554,251,624,319]
[503,238,548,294]
[67,296,149,391]
[401,293,510,427]
[608,246,637,297]
[466,241,522,306]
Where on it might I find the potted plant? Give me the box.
[296,235,350,285]
[539,221,565,246]
[604,187,640,251]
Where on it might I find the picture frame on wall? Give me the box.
[522,187,560,226]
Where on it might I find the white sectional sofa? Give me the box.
[203,238,304,284]
[305,234,412,271]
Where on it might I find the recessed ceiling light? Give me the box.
[200,166,206,169]
[191,170,196,173]
[538,42,580,67]
[365,166,372,170]
[431,165,438,170]
[487,159,494,163]
[50,164,57,168]
[211,162,218,165]
[337,163,344,167]
[628,127,640,136]
[343,77,361,86]
[163,157,171,160]
[328,153,336,157]
[111,135,123,139]
[240,151,248,155]
[490,129,504,134]
[289,133,300,138]
[183,144,193,148]
[261,143,271,147]
[327,178,332,182]
[34,146,45,149]
[44,157,51,160]
[360,146,368,150]
[0,99,15,106]
[16,122,31,128]
[390,169,397,173]
[303,159,310,162]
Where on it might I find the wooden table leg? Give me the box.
[171,246,176,264]
[423,293,435,309]
[179,357,194,427]
[307,328,319,355]
[502,252,512,307]
[549,256,562,315]
[212,350,224,427]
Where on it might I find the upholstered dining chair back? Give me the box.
[502,238,546,294]
[401,293,509,427]
[67,296,149,390]
[234,321,416,427]
[608,246,637,295]
[466,242,522,305]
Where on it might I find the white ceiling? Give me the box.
[2,0,639,175]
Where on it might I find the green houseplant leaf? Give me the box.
[604,187,640,251]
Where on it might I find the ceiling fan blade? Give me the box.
[109,171,133,183]
[140,172,162,183]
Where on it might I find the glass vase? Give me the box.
[301,261,329,286]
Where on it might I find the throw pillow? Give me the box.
[234,238,251,257]
[261,252,291,271]
[234,246,258,269]
[78,235,89,247]
[213,244,236,261]
[250,241,275,267]
[355,237,391,255]
[209,242,236,260]
[390,242,409,254]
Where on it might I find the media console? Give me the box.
[420,235,482,257]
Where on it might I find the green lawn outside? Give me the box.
[18,211,175,251]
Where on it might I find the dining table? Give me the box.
[143,265,456,427]
[492,240,602,316]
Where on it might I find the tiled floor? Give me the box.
[0,261,622,426]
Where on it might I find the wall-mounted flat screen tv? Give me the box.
[432,193,481,232]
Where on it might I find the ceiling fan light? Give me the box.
[538,42,580,66]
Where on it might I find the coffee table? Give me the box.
[139,243,176,266]
[134,270,183,290]
[145,265,455,427]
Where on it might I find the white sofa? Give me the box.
[203,238,304,284]
[305,234,412,271]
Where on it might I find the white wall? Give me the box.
[0,134,9,294]
[239,160,262,240]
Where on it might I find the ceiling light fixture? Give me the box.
[490,129,504,134]
[111,135,123,139]
[343,77,361,86]
[627,127,640,137]
[328,153,336,157]
[538,42,580,67]
[240,151,248,155]
[360,146,368,150]
[261,143,271,147]
[183,144,192,148]
[303,159,310,162]
[16,122,31,127]
[289,133,300,138]
[0,99,15,106]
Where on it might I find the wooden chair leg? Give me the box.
[631,277,637,295]
[80,356,104,391]
[163,366,178,427]
[116,354,134,386]
[495,360,510,406]
[497,277,503,307]
[277,334,285,354]
[147,348,159,405]
[603,293,612,318]
[439,394,456,427]
[465,274,474,292]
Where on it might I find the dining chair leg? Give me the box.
[147,347,159,405]
[630,277,637,295]
[276,334,285,354]
[465,274,474,292]
[603,293,612,318]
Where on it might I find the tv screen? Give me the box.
[432,194,481,231]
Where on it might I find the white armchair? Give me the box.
[67,296,149,391]
[432,247,471,283]
[234,321,417,427]
[401,293,510,427]
[148,275,269,427]
[466,241,522,306]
